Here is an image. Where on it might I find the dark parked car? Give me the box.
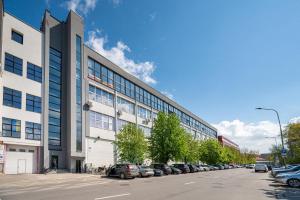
[106,164,139,179]
[188,164,199,173]
[153,169,164,176]
[172,164,190,173]
[151,164,172,175]
[213,164,224,170]
[170,166,182,174]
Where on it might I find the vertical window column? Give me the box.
[76,35,82,152]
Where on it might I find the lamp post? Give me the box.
[265,136,278,148]
[256,107,286,168]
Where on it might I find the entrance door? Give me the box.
[17,159,26,174]
[76,160,82,173]
[51,155,58,169]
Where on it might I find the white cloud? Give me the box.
[289,116,300,124]
[64,0,97,15]
[161,91,174,100]
[86,30,157,84]
[213,119,282,154]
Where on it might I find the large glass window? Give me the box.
[139,125,152,137]
[76,35,82,152]
[117,97,135,115]
[89,85,114,107]
[1,117,21,138]
[137,106,151,119]
[90,111,114,131]
[4,53,23,76]
[27,62,42,83]
[11,30,23,44]
[25,121,41,140]
[88,58,114,88]
[26,94,41,113]
[48,48,62,149]
[116,119,130,132]
[3,87,22,109]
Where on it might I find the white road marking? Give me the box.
[184,181,196,185]
[65,181,110,189]
[94,193,131,200]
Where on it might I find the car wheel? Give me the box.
[255,170,257,172]
[120,173,125,179]
[287,179,300,188]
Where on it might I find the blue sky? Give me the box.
[5,0,300,152]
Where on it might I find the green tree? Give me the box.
[284,123,300,164]
[183,133,200,164]
[198,139,224,164]
[268,144,284,165]
[149,112,187,163]
[114,124,148,164]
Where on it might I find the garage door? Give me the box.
[87,139,114,167]
[5,151,34,174]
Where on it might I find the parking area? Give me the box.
[2,168,299,200]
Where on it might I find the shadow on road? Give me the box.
[262,177,300,200]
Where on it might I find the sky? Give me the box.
[5,0,300,153]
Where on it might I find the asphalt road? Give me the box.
[1,168,299,200]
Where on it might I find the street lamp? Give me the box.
[265,136,278,147]
[256,107,286,168]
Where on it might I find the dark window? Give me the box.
[11,30,23,44]
[25,121,41,140]
[1,117,21,138]
[48,48,62,149]
[26,94,41,113]
[27,62,42,83]
[76,35,82,152]
[4,53,23,76]
[3,87,22,109]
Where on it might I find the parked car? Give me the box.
[223,164,230,169]
[153,169,164,176]
[172,164,190,173]
[137,166,154,177]
[197,165,210,171]
[272,165,300,177]
[197,166,205,172]
[275,170,300,187]
[106,164,139,179]
[151,164,172,175]
[213,164,224,170]
[246,164,255,169]
[209,165,218,170]
[254,164,268,172]
[170,166,182,175]
[188,164,199,173]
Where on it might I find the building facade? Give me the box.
[0,2,217,174]
[217,136,239,150]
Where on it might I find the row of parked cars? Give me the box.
[271,164,300,188]
[105,163,240,179]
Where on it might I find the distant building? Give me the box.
[217,135,239,150]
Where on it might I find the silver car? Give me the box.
[255,164,268,172]
[275,170,300,187]
[138,166,154,177]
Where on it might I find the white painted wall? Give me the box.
[4,144,38,174]
[86,138,114,167]
[0,12,43,147]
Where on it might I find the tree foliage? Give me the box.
[284,123,300,164]
[198,139,224,164]
[149,112,187,163]
[114,124,148,164]
[183,133,200,163]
